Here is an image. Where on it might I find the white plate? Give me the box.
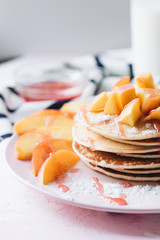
[6,134,160,214]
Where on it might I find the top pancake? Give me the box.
[77,107,160,141]
[72,123,160,154]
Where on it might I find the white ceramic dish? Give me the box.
[6,134,160,214]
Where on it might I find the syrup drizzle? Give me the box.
[68,168,80,173]
[92,177,127,206]
[58,184,70,192]
[56,168,80,192]
[56,174,70,193]
[152,120,160,135]
[121,182,132,188]
[120,193,127,199]
[115,117,125,138]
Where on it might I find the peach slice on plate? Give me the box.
[61,101,89,116]
[16,126,73,160]
[112,76,130,90]
[136,88,160,113]
[38,150,80,185]
[89,92,108,112]
[114,83,136,108]
[119,98,141,127]
[14,115,75,135]
[31,139,73,176]
[31,109,73,119]
[135,73,156,89]
[145,106,160,121]
[104,92,123,115]
[15,129,52,160]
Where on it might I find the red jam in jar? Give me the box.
[15,66,88,101]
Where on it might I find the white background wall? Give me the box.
[0,0,130,58]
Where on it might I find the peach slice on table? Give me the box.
[31,139,73,176]
[31,109,73,119]
[16,126,73,160]
[14,114,75,135]
[112,76,130,90]
[114,83,136,108]
[38,150,80,185]
[136,88,160,113]
[119,98,141,127]
[61,101,89,116]
[104,92,123,115]
[89,92,108,112]
[135,73,156,89]
[145,106,160,121]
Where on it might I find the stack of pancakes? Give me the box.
[72,109,160,181]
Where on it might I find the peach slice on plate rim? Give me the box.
[31,109,74,119]
[38,150,80,185]
[31,139,73,176]
[14,114,75,135]
[61,101,89,116]
[16,126,73,160]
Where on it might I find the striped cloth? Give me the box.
[0,51,134,142]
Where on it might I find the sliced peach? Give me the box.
[114,83,136,108]
[136,88,160,113]
[145,106,160,121]
[89,92,108,112]
[61,101,89,115]
[31,139,73,176]
[38,150,80,185]
[106,91,112,98]
[16,126,73,160]
[31,109,73,119]
[104,92,123,115]
[135,73,156,89]
[47,126,73,140]
[14,115,75,135]
[119,98,141,127]
[112,76,130,90]
[15,129,52,160]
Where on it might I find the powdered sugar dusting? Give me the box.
[88,112,114,124]
[127,127,139,134]
[100,160,107,167]
[46,162,160,209]
[142,129,156,135]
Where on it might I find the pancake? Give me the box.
[73,142,160,170]
[72,123,160,154]
[124,152,160,158]
[77,108,160,140]
[110,138,160,147]
[84,160,160,181]
[119,168,160,174]
[73,142,160,181]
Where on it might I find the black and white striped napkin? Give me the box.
[0,51,134,142]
